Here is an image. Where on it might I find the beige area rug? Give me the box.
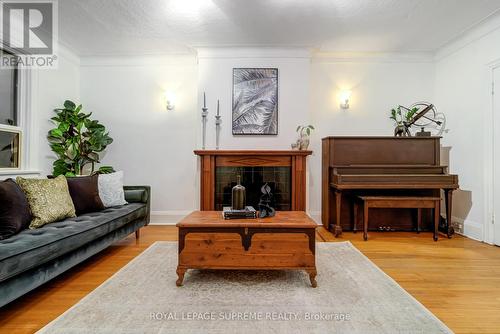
[39,242,452,334]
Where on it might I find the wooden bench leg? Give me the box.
[135,229,140,239]
[434,201,439,241]
[363,203,369,241]
[353,202,358,233]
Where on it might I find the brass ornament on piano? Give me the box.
[390,102,446,137]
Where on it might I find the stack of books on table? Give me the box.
[222,206,257,219]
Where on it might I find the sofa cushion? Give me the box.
[98,171,127,207]
[0,179,31,240]
[16,176,76,229]
[0,203,146,283]
[67,175,104,215]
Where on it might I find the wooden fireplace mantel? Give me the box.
[194,150,312,211]
[194,150,313,156]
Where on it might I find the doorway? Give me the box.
[493,67,500,245]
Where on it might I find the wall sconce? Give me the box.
[339,90,351,110]
[164,91,175,111]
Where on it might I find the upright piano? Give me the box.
[321,136,459,237]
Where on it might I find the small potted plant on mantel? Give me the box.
[295,125,315,150]
[47,100,115,176]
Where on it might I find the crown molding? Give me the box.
[435,9,500,61]
[196,47,312,59]
[311,51,434,63]
[79,54,198,67]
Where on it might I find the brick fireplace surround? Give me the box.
[194,150,312,211]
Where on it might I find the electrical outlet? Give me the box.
[451,220,463,234]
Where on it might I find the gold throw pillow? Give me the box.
[16,176,76,229]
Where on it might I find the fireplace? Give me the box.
[215,166,291,211]
[194,150,312,211]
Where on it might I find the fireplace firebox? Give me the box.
[216,166,291,211]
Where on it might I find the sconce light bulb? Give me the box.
[164,91,175,111]
[166,101,174,111]
[339,90,351,110]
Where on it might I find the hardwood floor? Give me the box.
[1,225,499,333]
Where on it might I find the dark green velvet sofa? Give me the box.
[0,186,150,308]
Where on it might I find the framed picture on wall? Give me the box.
[232,68,278,135]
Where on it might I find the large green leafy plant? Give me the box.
[48,100,114,177]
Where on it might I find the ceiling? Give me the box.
[58,0,500,56]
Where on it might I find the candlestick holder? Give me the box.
[201,107,208,149]
[215,114,222,150]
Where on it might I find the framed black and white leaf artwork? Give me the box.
[232,68,278,135]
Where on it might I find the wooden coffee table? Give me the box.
[176,211,318,287]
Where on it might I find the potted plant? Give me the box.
[47,100,114,177]
[296,125,315,150]
[390,105,418,136]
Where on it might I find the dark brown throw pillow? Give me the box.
[67,175,105,215]
[0,179,31,240]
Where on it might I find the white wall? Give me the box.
[75,49,310,217]
[197,48,310,150]
[76,49,437,223]
[80,56,198,213]
[308,55,435,216]
[434,13,500,242]
[34,47,81,176]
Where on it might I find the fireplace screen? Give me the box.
[215,166,291,211]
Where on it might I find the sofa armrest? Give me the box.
[124,186,150,203]
[124,186,151,225]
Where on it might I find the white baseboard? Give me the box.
[307,211,322,225]
[452,216,483,241]
[150,211,192,225]
[152,210,193,216]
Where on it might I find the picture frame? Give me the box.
[232,68,279,135]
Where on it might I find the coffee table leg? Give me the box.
[176,267,186,287]
[307,269,318,288]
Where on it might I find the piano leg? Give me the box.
[363,204,369,241]
[444,189,454,238]
[334,190,343,237]
[353,202,358,233]
[417,208,422,234]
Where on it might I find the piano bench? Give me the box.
[353,196,441,241]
